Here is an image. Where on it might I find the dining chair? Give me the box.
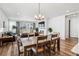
[32,35,47,56]
[17,37,32,56]
[50,38,56,55]
[51,34,58,37]
[46,34,57,55]
[17,38,23,56]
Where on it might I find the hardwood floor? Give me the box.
[0,38,78,56]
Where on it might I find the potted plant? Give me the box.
[48,27,53,34]
[35,27,39,32]
[48,27,53,39]
[12,25,17,29]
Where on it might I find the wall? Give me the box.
[8,16,36,22]
[48,15,65,40]
[65,14,79,38]
[65,16,69,38]
[0,9,8,32]
[70,16,78,37]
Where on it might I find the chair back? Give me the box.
[50,35,57,49]
[36,35,47,52]
[37,35,47,44]
[16,36,22,56]
[50,34,58,45]
[51,34,58,38]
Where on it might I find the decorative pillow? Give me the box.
[21,33,28,37]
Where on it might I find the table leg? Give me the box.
[24,47,27,56]
[0,41,2,46]
[57,38,60,51]
[28,35,29,40]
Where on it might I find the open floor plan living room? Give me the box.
[0,3,79,56]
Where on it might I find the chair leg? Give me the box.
[27,50,31,56]
[76,54,79,56]
[49,47,51,56]
[29,49,33,56]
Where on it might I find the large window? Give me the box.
[9,20,36,34]
[9,20,16,33]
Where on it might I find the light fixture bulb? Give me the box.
[42,15,44,19]
[34,3,45,20]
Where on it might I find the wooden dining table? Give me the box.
[20,36,60,56]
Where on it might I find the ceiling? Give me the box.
[0,3,79,20]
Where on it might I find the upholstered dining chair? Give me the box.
[46,34,57,55]
[16,37,32,56]
[17,38,23,56]
[31,35,47,56]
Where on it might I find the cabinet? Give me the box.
[38,21,45,34]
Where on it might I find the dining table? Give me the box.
[20,35,60,56]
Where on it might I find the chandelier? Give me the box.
[34,3,45,20]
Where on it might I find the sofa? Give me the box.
[0,36,15,46]
[20,32,39,38]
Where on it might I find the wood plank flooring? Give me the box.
[0,38,78,56]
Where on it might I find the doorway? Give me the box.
[65,14,78,39]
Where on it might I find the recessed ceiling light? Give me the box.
[66,10,70,13]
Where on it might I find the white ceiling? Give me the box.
[0,3,79,20]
